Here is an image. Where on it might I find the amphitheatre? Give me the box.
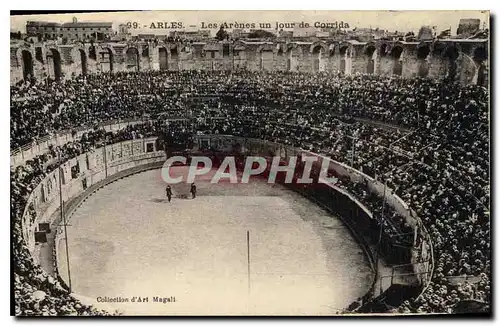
[11,37,489,316]
[10,38,488,84]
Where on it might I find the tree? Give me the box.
[216,26,228,41]
[10,31,22,40]
[248,29,275,39]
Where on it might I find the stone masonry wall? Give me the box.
[10,40,489,86]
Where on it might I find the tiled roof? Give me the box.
[62,22,112,28]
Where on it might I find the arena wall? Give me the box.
[195,135,434,294]
[21,137,163,256]
[10,118,154,167]
[10,39,488,86]
[20,133,433,312]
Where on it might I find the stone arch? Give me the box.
[169,44,180,70]
[72,47,88,76]
[233,41,247,51]
[309,42,328,54]
[328,43,336,57]
[473,46,487,86]
[362,42,377,54]
[232,41,247,70]
[277,46,284,56]
[79,49,87,76]
[416,43,431,77]
[443,43,460,60]
[46,48,62,80]
[417,43,431,59]
[273,44,286,71]
[124,46,140,72]
[339,43,351,74]
[141,44,150,58]
[232,41,247,53]
[379,43,391,58]
[158,46,169,70]
[473,46,487,62]
[339,42,352,55]
[99,44,117,56]
[256,43,276,53]
[257,43,275,71]
[18,48,34,80]
[285,43,297,51]
[431,41,447,56]
[284,43,295,71]
[310,43,328,72]
[202,43,220,64]
[443,43,460,79]
[140,44,152,70]
[390,46,404,76]
[427,41,447,79]
[312,45,321,72]
[99,47,114,72]
[88,45,97,61]
[364,43,377,74]
[170,45,179,59]
[273,43,285,55]
[46,179,53,196]
[16,46,31,65]
[391,41,406,52]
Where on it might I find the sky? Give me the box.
[10,10,490,36]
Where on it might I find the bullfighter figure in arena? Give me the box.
[166,185,172,202]
[190,183,197,199]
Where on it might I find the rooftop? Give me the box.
[62,22,112,28]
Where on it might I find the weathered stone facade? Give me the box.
[10,39,488,86]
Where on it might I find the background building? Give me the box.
[456,18,481,37]
[26,21,61,39]
[418,26,435,41]
[26,17,113,41]
[293,26,317,38]
[60,17,113,41]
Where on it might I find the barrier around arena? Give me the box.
[53,159,167,291]
[21,137,162,255]
[10,117,155,167]
[20,133,434,314]
[195,134,434,309]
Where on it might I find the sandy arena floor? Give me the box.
[58,168,373,315]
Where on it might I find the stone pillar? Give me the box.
[345,49,352,75]
[150,45,160,70]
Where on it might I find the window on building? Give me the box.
[35,47,43,62]
[223,44,230,57]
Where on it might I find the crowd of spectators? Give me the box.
[11,70,489,315]
[11,123,176,316]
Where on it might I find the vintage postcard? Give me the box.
[10,10,490,316]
